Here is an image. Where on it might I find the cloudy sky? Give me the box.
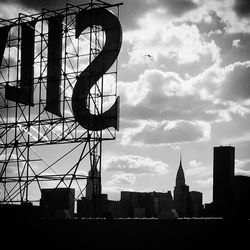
[1,0,250,204]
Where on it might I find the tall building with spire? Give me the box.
[174,155,190,217]
[86,155,101,201]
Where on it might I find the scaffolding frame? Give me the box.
[0,1,122,217]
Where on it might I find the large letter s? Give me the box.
[72,8,122,131]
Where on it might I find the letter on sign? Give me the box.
[45,15,64,117]
[5,21,36,106]
[72,8,122,131]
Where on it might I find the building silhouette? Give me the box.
[37,146,250,219]
[213,146,235,217]
[77,155,205,219]
[77,190,175,219]
[210,145,250,218]
[173,156,203,217]
[40,188,75,219]
[77,193,109,218]
[77,159,103,218]
[189,191,203,217]
[174,156,190,217]
[86,156,101,200]
[120,191,174,218]
[232,175,250,218]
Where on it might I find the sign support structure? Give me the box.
[0,1,122,218]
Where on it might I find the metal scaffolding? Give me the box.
[0,1,122,217]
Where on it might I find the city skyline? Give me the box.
[1,0,250,205]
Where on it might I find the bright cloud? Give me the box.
[125,22,221,66]
[235,168,250,177]
[108,173,136,185]
[121,120,210,145]
[186,160,211,176]
[194,177,213,188]
[235,159,250,171]
[0,2,35,19]
[118,60,250,146]
[105,155,168,175]
[232,39,241,48]
[220,61,250,101]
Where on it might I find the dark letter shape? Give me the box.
[72,8,122,131]
[6,21,36,106]
[45,15,64,117]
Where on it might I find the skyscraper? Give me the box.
[174,156,189,217]
[213,146,235,217]
[86,156,101,200]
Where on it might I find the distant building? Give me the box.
[134,207,145,218]
[120,191,173,218]
[77,193,109,218]
[77,193,121,218]
[40,188,75,219]
[189,191,203,217]
[86,157,101,201]
[78,156,103,217]
[173,156,203,217]
[153,191,174,218]
[107,200,120,218]
[174,156,190,217]
[205,145,250,218]
[231,175,250,218]
[213,146,235,217]
[77,196,92,218]
[120,191,139,218]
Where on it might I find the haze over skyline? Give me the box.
[1,0,250,204]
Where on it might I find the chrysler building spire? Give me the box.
[174,153,190,217]
[175,154,185,187]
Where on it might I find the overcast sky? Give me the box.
[1,0,250,204]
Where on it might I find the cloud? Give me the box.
[179,0,250,34]
[0,0,197,31]
[118,0,198,31]
[108,173,136,185]
[195,62,250,113]
[160,0,198,17]
[0,163,18,175]
[0,1,35,19]
[194,61,250,104]
[2,0,250,36]
[119,68,222,123]
[232,39,242,48]
[197,11,227,34]
[235,168,250,176]
[194,177,213,188]
[0,153,25,175]
[222,132,250,145]
[105,155,168,175]
[233,0,250,18]
[118,58,250,146]
[219,61,250,101]
[235,158,250,170]
[0,0,89,11]
[125,22,221,66]
[186,160,211,176]
[121,120,210,145]
[117,61,250,145]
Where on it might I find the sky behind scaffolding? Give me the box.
[1,0,250,204]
